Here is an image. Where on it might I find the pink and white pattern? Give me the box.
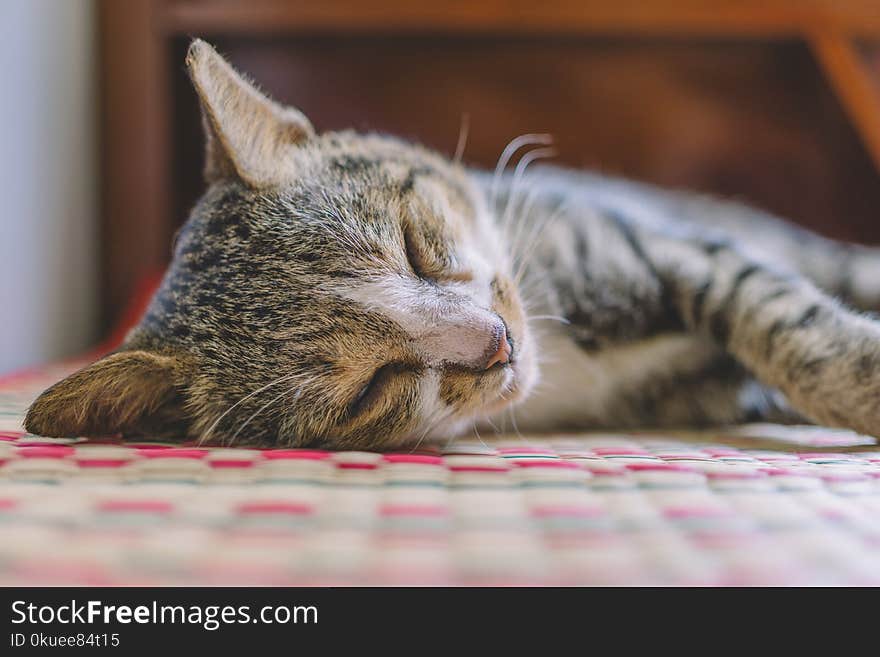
[2,362,880,585]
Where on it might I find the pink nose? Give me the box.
[484,325,512,369]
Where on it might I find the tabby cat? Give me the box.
[24,40,880,449]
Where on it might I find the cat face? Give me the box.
[25,40,537,449]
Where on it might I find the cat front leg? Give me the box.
[649,235,880,436]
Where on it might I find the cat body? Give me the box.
[25,40,880,448]
[489,168,880,433]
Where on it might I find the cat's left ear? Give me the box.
[186,38,315,188]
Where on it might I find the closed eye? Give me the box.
[402,223,430,280]
[348,362,413,419]
[402,223,474,283]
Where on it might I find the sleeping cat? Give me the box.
[24,39,880,449]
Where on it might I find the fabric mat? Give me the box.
[2,361,880,585]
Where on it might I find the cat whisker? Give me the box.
[490,137,559,294]
[505,185,542,261]
[471,421,490,450]
[409,406,450,453]
[490,387,520,439]
[507,406,524,441]
[500,146,557,247]
[229,383,305,445]
[518,274,553,306]
[528,315,571,324]
[408,430,428,454]
[199,372,300,444]
[534,353,561,367]
[491,133,553,211]
[443,431,459,452]
[453,112,470,165]
[513,206,567,285]
[482,414,500,435]
[529,377,560,394]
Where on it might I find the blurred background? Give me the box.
[0,0,96,374]
[1,0,879,374]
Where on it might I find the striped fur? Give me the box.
[24,40,880,446]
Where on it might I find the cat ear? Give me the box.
[186,38,314,188]
[24,351,190,438]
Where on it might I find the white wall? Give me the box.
[0,0,97,374]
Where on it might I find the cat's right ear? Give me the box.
[24,350,191,439]
[186,39,314,188]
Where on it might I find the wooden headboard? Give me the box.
[97,0,880,331]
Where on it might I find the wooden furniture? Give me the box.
[98,0,880,331]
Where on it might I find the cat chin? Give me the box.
[417,368,532,444]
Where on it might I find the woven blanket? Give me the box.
[2,361,880,586]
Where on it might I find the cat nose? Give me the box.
[484,324,513,369]
[406,310,513,370]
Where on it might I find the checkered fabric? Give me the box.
[2,361,880,585]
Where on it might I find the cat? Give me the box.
[24,39,880,450]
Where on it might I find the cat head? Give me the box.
[25,39,537,449]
